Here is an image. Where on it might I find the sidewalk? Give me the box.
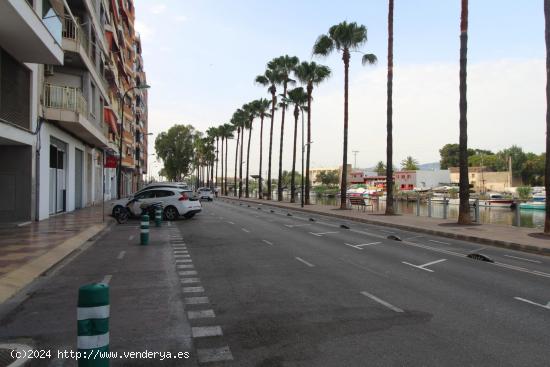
[221,196,550,256]
[0,204,113,303]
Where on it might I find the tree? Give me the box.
[458,0,471,225]
[242,102,259,198]
[272,55,300,201]
[316,170,339,186]
[375,161,386,176]
[385,0,395,215]
[219,123,234,195]
[206,126,218,188]
[295,61,331,204]
[283,87,308,203]
[254,98,271,199]
[313,21,377,209]
[401,156,419,170]
[546,0,550,233]
[231,110,245,197]
[440,143,461,169]
[155,124,196,181]
[255,64,283,200]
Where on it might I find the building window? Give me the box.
[0,48,31,129]
[90,83,96,118]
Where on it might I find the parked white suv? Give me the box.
[196,187,214,201]
[110,188,202,220]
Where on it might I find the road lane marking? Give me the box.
[309,231,339,237]
[284,224,311,228]
[188,309,216,319]
[101,275,112,285]
[360,291,404,313]
[514,297,550,310]
[262,240,273,246]
[192,326,223,338]
[196,346,233,363]
[227,221,235,224]
[177,264,195,269]
[404,235,424,241]
[504,255,542,264]
[242,228,250,233]
[295,257,315,267]
[185,296,209,305]
[183,286,204,293]
[402,259,447,272]
[429,240,450,245]
[128,235,134,241]
[181,278,201,284]
[179,270,197,276]
[493,262,550,279]
[117,251,126,260]
[168,221,172,227]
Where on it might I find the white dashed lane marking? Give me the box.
[402,259,447,272]
[262,240,273,246]
[117,251,126,259]
[187,309,216,319]
[192,326,223,338]
[185,296,209,305]
[360,291,404,313]
[295,257,315,267]
[183,286,204,293]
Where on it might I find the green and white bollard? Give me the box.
[77,283,109,367]
[141,214,149,245]
[155,208,162,227]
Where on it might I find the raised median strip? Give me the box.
[220,196,550,257]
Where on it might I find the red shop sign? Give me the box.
[105,155,118,168]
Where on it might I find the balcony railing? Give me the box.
[62,16,89,53]
[43,84,87,115]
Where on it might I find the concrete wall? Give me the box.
[415,170,451,189]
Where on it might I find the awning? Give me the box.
[104,107,118,134]
[105,30,114,50]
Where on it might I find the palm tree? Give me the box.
[206,126,218,188]
[231,109,247,198]
[458,0,471,224]
[231,111,243,197]
[313,21,377,209]
[385,0,395,215]
[272,55,299,201]
[219,123,234,195]
[255,66,283,200]
[545,0,550,233]
[295,61,331,205]
[254,98,271,199]
[401,156,419,170]
[243,101,259,198]
[282,87,308,203]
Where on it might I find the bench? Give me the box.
[348,196,374,212]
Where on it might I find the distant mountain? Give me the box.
[418,162,441,170]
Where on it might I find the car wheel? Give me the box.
[112,205,124,217]
[184,212,195,219]
[163,206,179,221]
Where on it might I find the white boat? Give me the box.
[478,193,515,208]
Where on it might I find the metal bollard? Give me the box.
[141,214,149,245]
[428,196,432,218]
[474,199,480,224]
[443,197,448,219]
[77,283,109,367]
[514,206,521,227]
[155,208,162,227]
[416,193,420,216]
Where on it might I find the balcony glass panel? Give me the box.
[42,0,62,45]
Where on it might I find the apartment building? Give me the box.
[0,0,148,223]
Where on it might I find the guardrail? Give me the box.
[43,83,87,116]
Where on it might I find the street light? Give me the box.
[117,83,150,199]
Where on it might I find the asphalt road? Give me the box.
[182,199,550,367]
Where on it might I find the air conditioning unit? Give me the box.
[44,64,54,76]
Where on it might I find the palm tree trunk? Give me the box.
[225,138,228,195]
[305,83,313,205]
[267,89,276,200]
[291,107,299,203]
[234,128,240,197]
[239,127,244,198]
[245,124,252,198]
[340,49,350,210]
[458,0,471,224]
[278,82,288,201]
[385,0,395,215]
[259,115,264,199]
[545,0,550,233]
[220,137,224,195]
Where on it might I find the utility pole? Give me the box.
[352,150,359,169]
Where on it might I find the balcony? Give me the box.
[42,84,109,148]
[0,0,63,64]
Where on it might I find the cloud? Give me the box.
[134,20,154,41]
[174,15,187,23]
[150,4,167,14]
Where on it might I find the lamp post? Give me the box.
[117,84,150,199]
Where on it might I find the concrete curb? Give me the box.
[221,196,550,257]
[0,223,110,304]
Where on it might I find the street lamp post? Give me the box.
[117,84,150,199]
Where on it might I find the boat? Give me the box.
[519,201,545,210]
[478,193,515,208]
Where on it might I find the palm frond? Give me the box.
[255,75,269,86]
[313,35,334,56]
[361,53,378,65]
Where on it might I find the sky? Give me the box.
[134,0,546,178]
